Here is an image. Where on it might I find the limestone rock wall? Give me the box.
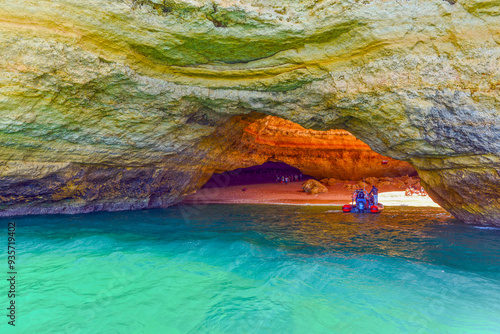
[213,114,416,180]
[0,0,498,224]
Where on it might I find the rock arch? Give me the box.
[0,0,498,224]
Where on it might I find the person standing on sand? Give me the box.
[368,185,379,205]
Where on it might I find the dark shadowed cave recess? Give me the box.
[201,161,315,188]
[200,114,419,184]
[195,114,422,193]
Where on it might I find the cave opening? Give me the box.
[201,161,315,188]
[183,114,427,206]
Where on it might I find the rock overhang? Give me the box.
[0,0,498,224]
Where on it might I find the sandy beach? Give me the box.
[182,181,440,207]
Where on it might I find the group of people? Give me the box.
[276,174,303,184]
[353,185,379,206]
[405,186,427,197]
[222,168,304,184]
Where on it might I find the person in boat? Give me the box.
[368,185,379,205]
[356,189,364,199]
[366,192,373,206]
[355,189,367,210]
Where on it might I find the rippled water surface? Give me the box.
[2,205,500,333]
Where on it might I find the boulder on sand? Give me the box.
[302,180,328,195]
[356,181,368,189]
[405,177,420,186]
[343,183,357,191]
[365,177,379,186]
[320,178,337,186]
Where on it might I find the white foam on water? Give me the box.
[472,226,500,231]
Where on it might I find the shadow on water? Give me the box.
[3,204,500,277]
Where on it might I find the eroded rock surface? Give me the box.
[211,115,416,180]
[302,179,329,195]
[0,0,498,224]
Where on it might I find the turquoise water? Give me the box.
[2,205,500,333]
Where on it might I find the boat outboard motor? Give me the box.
[356,191,366,212]
[358,199,366,211]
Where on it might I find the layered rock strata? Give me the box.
[0,0,498,224]
[231,115,417,180]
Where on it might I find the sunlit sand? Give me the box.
[182,181,440,208]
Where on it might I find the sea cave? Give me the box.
[1,0,500,332]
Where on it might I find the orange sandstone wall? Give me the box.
[202,114,417,181]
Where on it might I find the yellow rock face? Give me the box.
[0,0,498,224]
